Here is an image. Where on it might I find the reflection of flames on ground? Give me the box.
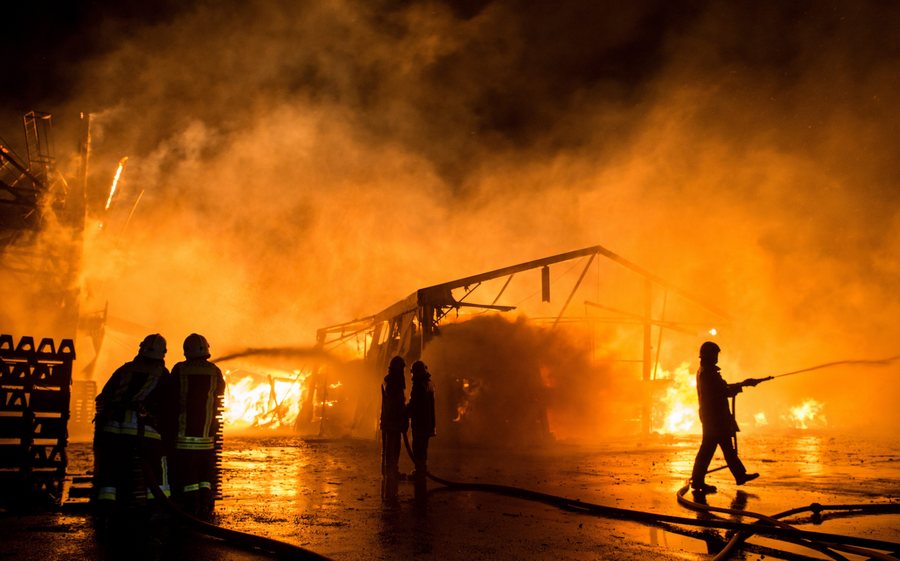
[223,368,341,431]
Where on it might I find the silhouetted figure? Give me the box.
[163,333,225,519]
[407,360,436,505]
[690,342,761,493]
[380,355,408,503]
[93,334,170,550]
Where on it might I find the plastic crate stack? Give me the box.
[0,334,74,508]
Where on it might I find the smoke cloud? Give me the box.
[1,1,898,434]
[421,314,640,445]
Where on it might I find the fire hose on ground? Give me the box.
[136,419,334,561]
[676,485,900,561]
[402,354,900,560]
[123,355,897,560]
[402,433,899,560]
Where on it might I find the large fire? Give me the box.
[222,368,333,430]
[218,360,827,435]
[657,362,700,434]
[654,365,828,434]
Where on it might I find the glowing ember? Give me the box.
[105,156,128,210]
[754,411,769,426]
[452,378,478,423]
[784,398,827,429]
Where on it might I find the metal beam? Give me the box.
[417,244,731,321]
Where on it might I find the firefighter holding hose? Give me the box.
[690,341,763,493]
[93,334,170,529]
[163,333,225,519]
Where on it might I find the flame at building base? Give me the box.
[211,345,365,435]
[215,326,831,440]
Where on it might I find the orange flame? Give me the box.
[222,368,328,430]
[784,398,827,429]
[754,411,769,426]
[657,362,700,434]
[452,378,478,423]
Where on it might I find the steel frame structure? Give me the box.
[317,244,730,434]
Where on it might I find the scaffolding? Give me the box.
[0,112,87,338]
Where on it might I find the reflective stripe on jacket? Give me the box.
[95,357,168,439]
[166,359,225,451]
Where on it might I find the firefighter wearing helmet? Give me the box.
[162,333,225,519]
[690,341,760,493]
[407,360,436,505]
[93,334,170,527]
[380,355,408,503]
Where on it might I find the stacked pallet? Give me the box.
[0,334,74,508]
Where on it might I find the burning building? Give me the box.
[310,244,731,445]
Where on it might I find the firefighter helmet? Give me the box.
[411,360,429,382]
[183,333,211,360]
[699,341,720,359]
[138,333,167,360]
[389,355,406,372]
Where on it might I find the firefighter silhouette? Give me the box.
[690,341,761,493]
[407,360,436,505]
[93,334,170,526]
[380,355,407,503]
[162,333,225,519]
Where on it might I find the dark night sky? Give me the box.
[6,0,896,180]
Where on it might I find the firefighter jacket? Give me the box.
[380,369,408,433]
[407,374,436,437]
[95,356,168,440]
[696,363,742,436]
[164,358,226,451]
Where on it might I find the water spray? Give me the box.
[702,353,900,478]
[212,346,339,364]
[769,354,900,379]
[728,354,900,389]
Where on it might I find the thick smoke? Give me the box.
[421,314,639,445]
[1,1,898,432]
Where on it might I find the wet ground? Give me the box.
[1,431,898,560]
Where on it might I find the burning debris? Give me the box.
[212,346,363,437]
[785,398,827,430]
[223,369,311,430]
[308,245,736,444]
[204,244,892,443]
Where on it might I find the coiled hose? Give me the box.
[676,483,899,560]
[403,433,899,559]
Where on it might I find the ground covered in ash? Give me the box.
[1,432,898,561]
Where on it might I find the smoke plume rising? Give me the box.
[1,1,898,434]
